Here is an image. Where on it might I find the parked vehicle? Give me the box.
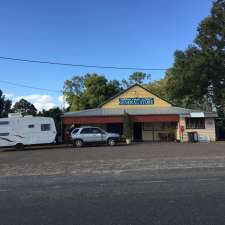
[71,126,121,147]
[0,113,56,150]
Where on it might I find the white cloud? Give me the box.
[4,93,14,99]
[58,95,69,108]
[14,94,56,111]
[8,93,69,112]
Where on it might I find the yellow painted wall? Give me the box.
[142,123,177,141]
[102,85,171,109]
[177,118,216,142]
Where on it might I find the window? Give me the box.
[72,128,79,134]
[41,124,51,131]
[207,119,213,125]
[0,121,9,125]
[91,128,102,134]
[80,128,103,134]
[28,124,34,128]
[186,118,205,129]
[0,133,9,136]
[80,128,92,134]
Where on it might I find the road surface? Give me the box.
[1,167,225,225]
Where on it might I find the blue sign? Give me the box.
[119,97,154,105]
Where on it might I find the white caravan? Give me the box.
[0,113,56,149]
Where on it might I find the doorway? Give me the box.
[107,123,123,135]
[133,123,142,141]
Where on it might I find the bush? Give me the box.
[123,111,133,139]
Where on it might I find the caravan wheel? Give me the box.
[15,143,24,151]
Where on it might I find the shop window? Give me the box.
[186,118,205,129]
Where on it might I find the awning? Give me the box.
[63,115,179,125]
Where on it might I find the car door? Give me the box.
[79,128,93,142]
[89,128,103,143]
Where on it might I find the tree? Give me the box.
[63,75,84,111]
[164,0,225,138]
[63,74,122,111]
[13,98,37,116]
[0,90,12,117]
[165,47,214,109]
[123,111,133,141]
[165,0,225,112]
[122,72,150,88]
[145,77,169,100]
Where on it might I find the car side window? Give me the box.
[91,128,101,134]
[80,128,91,134]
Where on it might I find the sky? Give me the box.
[0,0,212,111]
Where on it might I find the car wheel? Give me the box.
[15,143,24,151]
[108,139,116,146]
[75,139,83,148]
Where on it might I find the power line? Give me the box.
[0,79,61,93]
[0,56,168,71]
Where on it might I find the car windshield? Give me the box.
[72,128,79,134]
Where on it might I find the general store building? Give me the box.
[62,84,217,142]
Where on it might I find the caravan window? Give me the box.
[41,124,51,131]
[28,124,35,128]
[0,133,9,136]
[0,121,9,125]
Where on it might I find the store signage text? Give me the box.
[119,97,154,105]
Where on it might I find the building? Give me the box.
[62,84,217,142]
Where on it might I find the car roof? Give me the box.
[79,126,100,129]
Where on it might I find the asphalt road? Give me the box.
[1,167,225,225]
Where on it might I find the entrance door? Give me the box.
[107,123,123,135]
[133,123,142,141]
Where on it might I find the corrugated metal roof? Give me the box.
[62,107,217,117]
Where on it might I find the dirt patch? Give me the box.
[1,142,225,177]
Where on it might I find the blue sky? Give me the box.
[0,0,212,110]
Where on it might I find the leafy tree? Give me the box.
[63,75,84,110]
[13,98,37,116]
[122,72,150,88]
[165,47,214,109]
[123,111,133,140]
[0,90,12,117]
[145,78,169,100]
[165,0,225,112]
[164,0,225,138]
[63,74,122,111]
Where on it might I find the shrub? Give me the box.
[123,111,133,139]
